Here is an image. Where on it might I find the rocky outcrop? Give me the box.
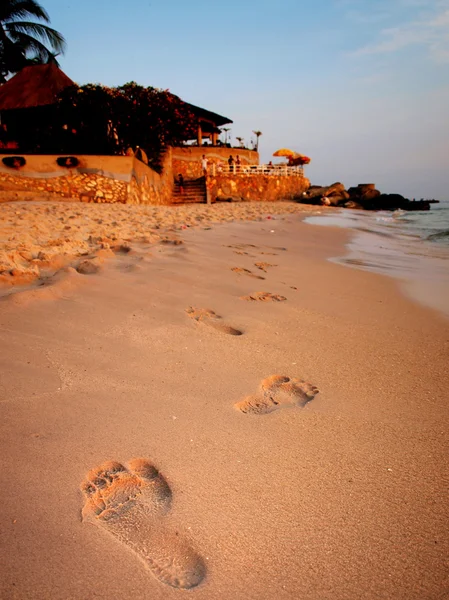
[298,182,439,211]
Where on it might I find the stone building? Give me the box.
[0,65,309,205]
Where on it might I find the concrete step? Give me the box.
[173,190,206,195]
[173,191,206,197]
[171,196,206,204]
[174,185,205,192]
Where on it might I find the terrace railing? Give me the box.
[210,164,304,177]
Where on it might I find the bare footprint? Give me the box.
[254,261,277,272]
[186,307,243,336]
[76,259,102,275]
[235,375,319,414]
[226,244,257,250]
[231,267,265,280]
[160,237,183,246]
[240,292,286,302]
[81,459,206,589]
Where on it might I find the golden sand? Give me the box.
[0,203,447,599]
[0,200,322,288]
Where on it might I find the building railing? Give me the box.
[210,163,304,176]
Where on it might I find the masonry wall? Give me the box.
[172,147,259,180]
[0,149,301,205]
[0,154,173,204]
[207,173,311,203]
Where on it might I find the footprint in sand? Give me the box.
[186,307,243,336]
[254,261,277,272]
[160,237,183,246]
[241,291,286,302]
[235,375,319,415]
[81,459,206,589]
[76,259,102,275]
[226,243,257,250]
[231,267,265,280]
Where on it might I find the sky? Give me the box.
[42,0,449,198]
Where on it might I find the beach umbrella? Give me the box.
[273,148,297,157]
[289,155,311,165]
[291,153,311,165]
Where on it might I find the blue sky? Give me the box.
[44,0,449,198]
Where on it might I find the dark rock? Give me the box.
[324,182,346,197]
[348,184,381,202]
[357,183,376,192]
[304,186,328,199]
[344,201,363,209]
[214,195,242,202]
[322,196,343,207]
[76,259,101,275]
[299,181,439,211]
[366,193,407,210]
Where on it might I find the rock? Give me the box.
[322,196,341,207]
[304,186,327,199]
[367,193,408,210]
[214,195,242,203]
[76,259,101,275]
[344,200,363,209]
[405,200,431,211]
[357,184,376,192]
[323,182,346,197]
[300,182,347,205]
[348,185,381,202]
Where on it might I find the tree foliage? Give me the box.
[0,0,66,81]
[8,82,199,170]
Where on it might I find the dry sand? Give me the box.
[0,202,448,599]
[0,201,320,289]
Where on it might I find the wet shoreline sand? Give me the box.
[305,209,449,320]
[1,206,448,599]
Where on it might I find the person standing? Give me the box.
[235,155,241,172]
[177,173,185,195]
[201,154,208,176]
[228,155,235,173]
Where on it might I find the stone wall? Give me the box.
[207,173,310,203]
[172,147,259,180]
[1,149,304,206]
[0,154,172,204]
[128,149,173,205]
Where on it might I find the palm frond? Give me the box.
[5,29,55,62]
[0,0,49,23]
[6,21,65,53]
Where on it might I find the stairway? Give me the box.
[172,176,207,204]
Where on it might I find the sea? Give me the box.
[304,200,449,320]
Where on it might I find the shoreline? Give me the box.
[305,209,449,321]
[1,210,448,599]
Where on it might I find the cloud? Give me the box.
[349,2,449,63]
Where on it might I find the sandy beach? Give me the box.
[1,202,448,600]
[0,201,320,289]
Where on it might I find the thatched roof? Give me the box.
[0,64,76,111]
[184,102,232,127]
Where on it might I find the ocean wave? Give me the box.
[428,229,449,241]
[356,226,395,238]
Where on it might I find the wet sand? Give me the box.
[0,206,448,599]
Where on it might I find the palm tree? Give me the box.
[221,127,230,146]
[252,130,262,151]
[236,136,244,148]
[0,0,66,82]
